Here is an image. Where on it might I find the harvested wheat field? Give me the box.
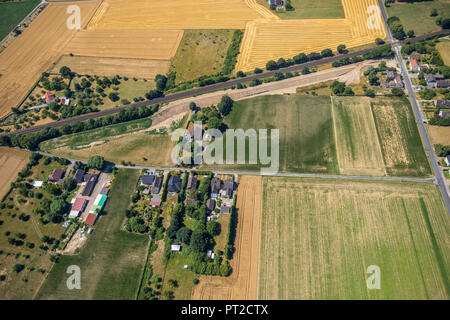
[332,96,386,176]
[0,147,30,199]
[0,1,100,117]
[64,29,183,60]
[259,176,450,299]
[236,0,386,71]
[49,55,171,79]
[192,175,262,300]
[428,125,450,146]
[87,0,265,30]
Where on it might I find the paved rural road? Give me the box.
[378,0,450,215]
[29,148,436,183]
[2,28,448,137]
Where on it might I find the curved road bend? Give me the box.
[3,29,448,137]
[378,0,450,215]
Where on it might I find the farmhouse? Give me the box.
[141,174,155,186]
[73,169,85,184]
[210,177,221,197]
[151,176,163,194]
[44,91,55,103]
[81,174,98,196]
[84,213,98,226]
[69,198,87,219]
[445,155,450,166]
[220,180,234,198]
[167,175,182,195]
[409,56,421,72]
[436,80,450,89]
[48,168,64,183]
[439,110,450,118]
[206,198,216,212]
[186,174,197,191]
[436,100,450,108]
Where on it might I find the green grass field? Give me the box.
[257,0,344,19]
[39,118,153,152]
[259,176,450,299]
[216,95,339,174]
[386,0,450,36]
[371,97,431,177]
[36,169,150,300]
[169,30,236,83]
[0,0,40,40]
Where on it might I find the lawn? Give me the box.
[436,39,450,66]
[169,30,236,83]
[371,97,431,177]
[208,95,339,174]
[36,169,150,300]
[259,176,450,299]
[256,0,344,19]
[0,0,40,40]
[332,96,386,176]
[386,0,450,36]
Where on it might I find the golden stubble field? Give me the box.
[259,176,450,299]
[236,0,387,71]
[0,2,100,118]
[0,147,30,199]
[191,175,262,300]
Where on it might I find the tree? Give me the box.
[430,9,438,17]
[391,88,404,97]
[266,60,278,70]
[48,197,68,223]
[168,279,178,288]
[407,30,415,38]
[59,66,73,79]
[206,117,223,130]
[337,44,347,54]
[155,74,168,92]
[419,89,437,100]
[13,264,25,273]
[343,87,354,96]
[87,155,105,170]
[176,227,192,244]
[321,48,333,57]
[207,221,221,237]
[293,53,308,64]
[330,80,346,95]
[254,68,263,74]
[365,88,375,98]
[108,92,119,102]
[375,38,385,45]
[190,230,208,252]
[189,102,197,111]
[442,18,450,29]
[301,67,310,75]
[217,95,233,116]
[219,261,231,276]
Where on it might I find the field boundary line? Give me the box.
[367,97,388,176]
[330,95,342,175]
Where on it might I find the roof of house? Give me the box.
[445,155,450,162]
[425,74,436,82]
[437,100,450,108]
[222,180,234,197]
[206,198,216,211]
[210,177,221,194]
[186,174,197,190]
[410,58,419,67]
[149,201,161,206]
[220,205,231,214]
[436,80,450,88]
[439,110,450,118]
[99,187,109,195]
[171,244,181,251]
[84,213,98,226]
[168,175,182,193]
[44,91,55,102]
[141,175,155,186]
[151,176,163,194]
[81,174,98,196]
[49,168,64,181]
[73,169,85,183]
[71,198,87,212]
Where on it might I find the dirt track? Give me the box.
[191,175,262,300]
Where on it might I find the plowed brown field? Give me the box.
[191,175,262,300]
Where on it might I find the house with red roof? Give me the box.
[84,213,98,226]
[69,198,87,219]
[44,91,55,104]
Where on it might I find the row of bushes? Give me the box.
[224,194,238,260]
[221,30,244,75]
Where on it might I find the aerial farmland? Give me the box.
[0,0,449,308]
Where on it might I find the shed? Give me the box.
[84,213,98,226]
[141,174,155,186]
[171,244,181,252]
[220,205,231,214]
[48,168,64,182]
[206,198,216,211]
